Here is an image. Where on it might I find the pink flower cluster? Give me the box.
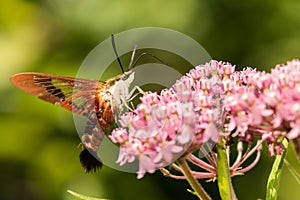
[110,60,225,178]
[226,59,300,156]
[110,59,300,178]
[109,90,196,178]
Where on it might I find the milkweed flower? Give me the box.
[110,88,198,178]
[110,60,227,178]
[110,59,300,179]
[227,59,300,156]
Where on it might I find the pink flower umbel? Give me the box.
[110,59,300,181]
[227,60,300,156]
[110,60,228,178]
[109,88,198,178]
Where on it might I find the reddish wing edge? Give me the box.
[10,72,104,115]
[10,72,68,104]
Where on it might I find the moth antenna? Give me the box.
[131,52,168,69]
[128,45,138,70]
[111,34,124,74]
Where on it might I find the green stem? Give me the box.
[266,139,288,200]
[216,142,237,200]
[178,157,211,200]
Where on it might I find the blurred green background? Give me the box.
[2,0,300,199]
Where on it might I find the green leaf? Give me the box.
[216,143,235,200]
[67,190,108,200]
[266,140,288,200]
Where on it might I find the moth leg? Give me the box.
[127,85,144,102]
[130,101,135,110]
[122,85,145,111]
[115,85,145,113]
[120,96,134,112]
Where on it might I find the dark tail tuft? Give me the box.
[79,148,102,173]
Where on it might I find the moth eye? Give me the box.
[122,74,129,80]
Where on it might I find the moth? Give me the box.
[10,35,139,172]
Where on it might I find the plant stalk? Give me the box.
[178,157,211,200]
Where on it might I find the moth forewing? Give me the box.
[10,72,101,116]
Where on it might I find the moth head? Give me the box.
[121,70,135,85]
[106,70,135,87]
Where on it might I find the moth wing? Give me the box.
[10,72,106,116]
